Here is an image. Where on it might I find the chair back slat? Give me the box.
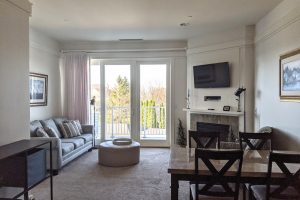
[189,130,221,149]
[239,132,272,150]
[194,149,243,200]
[266,151,300,200]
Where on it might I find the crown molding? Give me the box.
[187,39,253,55]
[5,0,32,15]
[255,4,300,44]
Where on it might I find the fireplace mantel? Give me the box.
[183,108,244,117]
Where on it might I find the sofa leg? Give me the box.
[88,148,93,152]
[52,170,59,176]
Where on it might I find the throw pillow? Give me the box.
[71,121,81,136]
[36,127,49,138]
[60,122,81,138]
[45,127,60,138]
[74,120,83,134]
[40,119,62,138]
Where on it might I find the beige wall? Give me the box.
[0,0,31,145]
[29,28,61,121]
[255,0,300,150]
[187,26,255,132]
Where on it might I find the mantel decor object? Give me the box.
[280,48,300,101]
[29,73,48,107]
[186,89,190,109]
[235,87,246,132]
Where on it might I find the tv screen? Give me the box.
[193,62,230,88]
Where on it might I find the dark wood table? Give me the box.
[0,140,53,200]
[168,147,299,200]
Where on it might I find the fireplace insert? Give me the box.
[196,122,232,142]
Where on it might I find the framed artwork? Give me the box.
[280,48,300,101]
[29,73,48,106]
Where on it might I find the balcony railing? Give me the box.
[91,106,166,139]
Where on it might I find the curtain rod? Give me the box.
[60,47,187,54]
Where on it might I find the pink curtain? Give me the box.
[63,53,89,124]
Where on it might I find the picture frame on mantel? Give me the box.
[280,48,300,101]
[29,72,48,107]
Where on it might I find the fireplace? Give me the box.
[197,122,232,142]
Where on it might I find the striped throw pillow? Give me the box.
[71,121,82,135]
[60,122,80,138]
[74,120,83,134]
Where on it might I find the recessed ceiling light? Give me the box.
[180,22,190,27]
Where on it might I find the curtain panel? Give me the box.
[62,53,89,124]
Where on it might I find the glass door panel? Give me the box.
[104,64,131,140]
[140,64,167,141]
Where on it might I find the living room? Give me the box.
[1,0,300,199]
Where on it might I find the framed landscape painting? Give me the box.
[29,73,48,106]
[280,49,300,101]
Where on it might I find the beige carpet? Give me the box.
[32,148,189,200]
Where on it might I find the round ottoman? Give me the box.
[98,138,140,167]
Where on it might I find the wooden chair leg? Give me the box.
[243,184,246,200]
[248,186,254,200]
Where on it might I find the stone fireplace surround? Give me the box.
[184,108,244,148]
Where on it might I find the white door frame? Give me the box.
[94,58,171,147]
[136,60,171,147]
[99,60,135,141]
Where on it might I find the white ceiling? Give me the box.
[29,0,282,42]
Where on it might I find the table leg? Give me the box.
[171,175,179,200]
[24,192,29,200]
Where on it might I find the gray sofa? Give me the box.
[30,117,93,174]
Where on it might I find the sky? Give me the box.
[90,64,166,89]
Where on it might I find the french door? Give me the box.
[90,59,170,147]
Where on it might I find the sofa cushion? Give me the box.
[36,127,49,138]
[30,120,43,137]
[76,134,93,143]
[40,119,62,138]
[61,142,75,155]
[61,138,85,148]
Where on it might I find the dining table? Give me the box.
[168,147,299,200]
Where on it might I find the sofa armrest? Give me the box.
[81,124,94,134]
[30,137,61,149]
[30,137,62,170]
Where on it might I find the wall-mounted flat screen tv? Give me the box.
[193,62,230,88]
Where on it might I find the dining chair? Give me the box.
[239,132,272,151]
[190,149,244,200]
[189,130,221,149]
[239,132,272,200]
[250,151,300,200]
